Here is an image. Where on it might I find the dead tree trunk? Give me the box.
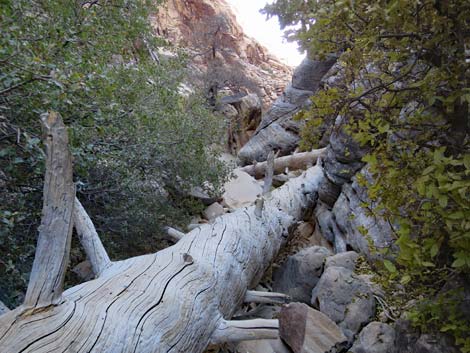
[0,114,325,353]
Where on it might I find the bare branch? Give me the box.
[241,149,326,179]
[163,226,185,242]
[244,290,291,305]
[73,198,111,276]
[24,112,75,308]
[210,319,279,344]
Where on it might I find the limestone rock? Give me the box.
[350,322,396,353]
[222,169,262,209]
[311,266,376,341]
[202,202,225,221]
[279,303,347,353]
[325,251,359,271]
[273,246,331,303]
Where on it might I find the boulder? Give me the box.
[311,266,376,341]
[273,246,331,303]
[202,202,225,221]
[72,260,94,281]
[325,251,359,271]
[222,169,262,209]
[350,322,396,353]
[279,303,347,353]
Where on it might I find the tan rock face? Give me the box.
[151,0,292,107]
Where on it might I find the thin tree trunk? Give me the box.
[23,112,75,308]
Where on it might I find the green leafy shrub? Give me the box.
[0,0,228,307]
[264,0,469,350]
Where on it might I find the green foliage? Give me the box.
[265,0,470,350]
[0,0,228,306]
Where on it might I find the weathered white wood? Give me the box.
[0,166,324,353]
[211,319,279,344]
[244,290,291,305]
[23,112,75,308]
[74,198,112,275]
[262,151,275,194]
[241,149,326,179]
[164,226,185,242]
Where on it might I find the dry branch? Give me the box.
[241,149,326,179]
[74,198,111,276]
[23,112,75,308]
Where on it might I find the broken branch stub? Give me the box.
[24,112,75,308]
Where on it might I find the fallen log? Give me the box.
[0,115,325,353]
[241,149,326,179]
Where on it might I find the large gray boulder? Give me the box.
[311,266,376,341]
[350,322,396,353]
[273,246,331,303]
[325,251,359,271]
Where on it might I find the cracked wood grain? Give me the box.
[0,162,324,352]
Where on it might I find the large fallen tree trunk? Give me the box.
[0,114,325,353]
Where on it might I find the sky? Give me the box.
[225,0,304,67]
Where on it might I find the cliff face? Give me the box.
[152,0,293,106]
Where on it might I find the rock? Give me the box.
[202,202,225,221]
[236,339,291,353]
[330,171,395,261]
[72,260,94,281]
[222,169,262,209]
[273,246,331,303]
[224,93,263,154]
[325,251,359,271]
[279,303,347,353]
[311,266,376,341]
[153,0,293,108]
[395,319,460,353]
[350,322,396,353]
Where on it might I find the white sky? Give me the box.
[226,0,304,67]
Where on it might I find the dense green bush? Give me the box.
[0,0,228,307]
[263,0,469,350]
